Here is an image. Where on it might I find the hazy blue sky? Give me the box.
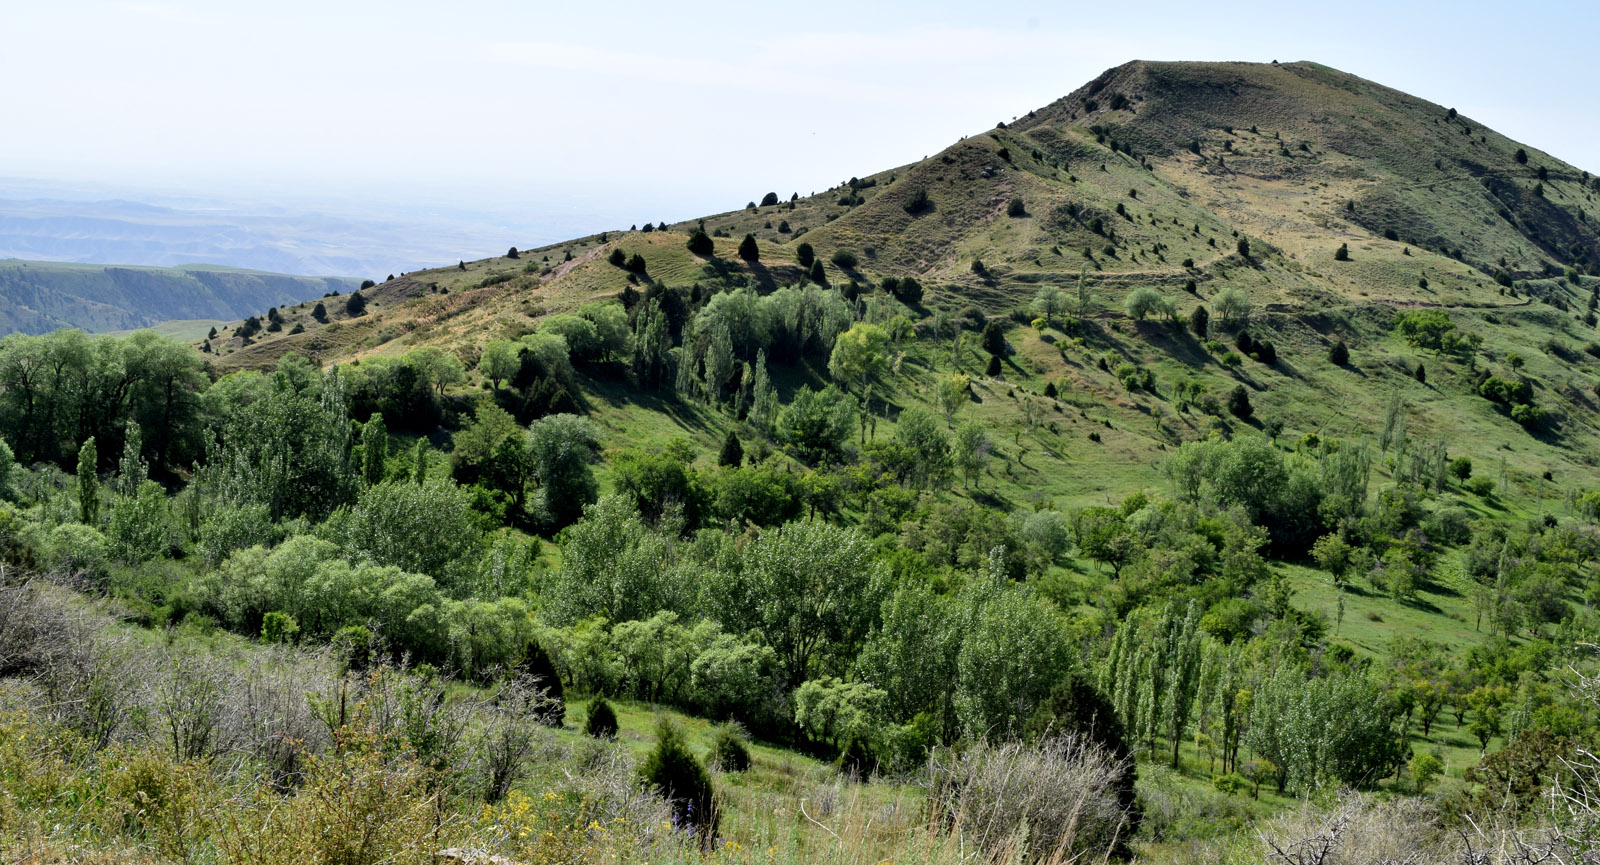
[6,0,1597,239]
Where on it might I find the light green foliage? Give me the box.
[196,500,275,567]
[776,385,857,465]
[793,677,887,748]
[543,495,684,626]
[711,464,801,526]
[0,437,13,500]
[211,367,353,521]
[748,349,777,432]
[107,479,169,563]
[955,583,1076,739]
[325,476,482,584]
[525,413,599,529]
[1020,510,1073,564]
[856,584,962,734]
[1124,287,1164,321]
[478,339,521,390]
[691,632,780,722]
[610,611,719,703]
[1409,752,1443,792]
[828,323,891,395]
[631,298,674,391]
[893,407,952,488]
[260,610,299,644]
[1394,309,1463,353]
[404,345,467,395]
[934,373,970,424]
[34,521,110,579]
[951,421,991,488]
[1247,664,1401,794]
[577,302,634,361]
[1212,288,1251,324]
[1030,285,1066,327]
[1311,533,1354,585]
[517,330,576,390]
[359,415,388,486]
[707,520,883,687]
[77,436,99,525]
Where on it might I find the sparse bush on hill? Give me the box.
[1227,384,1253,419]
[905,188,933,215]
[1329,339,1349,365]
[687,229,713,255]
[831,249,859,270]
[738,234,759,261]
[760,192,779,207]
[585,696,619,738]
[1335,243,1350,261]
[345,291,366,316]
[1007,197,1026,217]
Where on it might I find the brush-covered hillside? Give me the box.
[3,61,1599,864]
[0,258,364,335]
[209,60,1600,495]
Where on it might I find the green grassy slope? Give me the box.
[200,56,1600,666]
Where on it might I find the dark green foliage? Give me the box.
[1515,147,1528,164]
[584,697,619,739]
[1227,385,1253,420]
[1044,381,1058,399]
[640,719,718,840]
[1236,237,1251,259]
[1235,331,1254,355]
[904,188,933,215]
[986,355,1002,376]
[760,192,779,207]
[1190,305,1209,338]
[609,248,627,267]
[981,320,1007,356]
[1329,340,1349,365]
[1253,340,1277,365]
[891,276,923,304]
[809,260,827,285]
[1414,363,1427,384]
[1334,243,1350,261]
[506,247,519,259]
[345,291,366,316]
[1007,198,1026,217]
[834,736,875,778]
[687,230,714,256]
[738,234,759,262]
[717,430,743,468]
[625,253,648,274]
[830,249,859,270]
[796,242,815,268]
[710,726,752,772]
[521,639,566,727]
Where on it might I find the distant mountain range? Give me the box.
[0,259,363,335]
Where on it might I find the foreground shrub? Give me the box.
[710,724,751,772]
[640,718,718,841]
[585,696,619,739]
[927,734,1133,863]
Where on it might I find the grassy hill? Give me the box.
[7,60,1595,863]
[208,60,1600,503]
[0,258,364,335]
